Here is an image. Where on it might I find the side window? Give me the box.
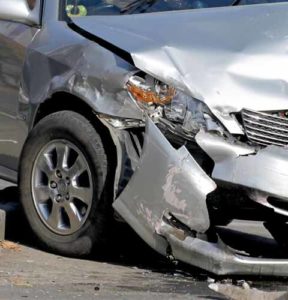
[177,0,288,8]
[62,0,288,17]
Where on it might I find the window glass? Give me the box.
[63,0,288,16]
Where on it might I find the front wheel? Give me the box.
[19,111,110,256]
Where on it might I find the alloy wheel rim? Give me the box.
[31,139,93,235]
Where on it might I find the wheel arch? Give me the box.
[33,92,100,127]
[31,92,117,193]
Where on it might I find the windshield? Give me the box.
[64,0,288,16]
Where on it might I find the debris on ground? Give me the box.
[9,276,32,288]
[0,241,21,251]
[236,280,252,289]
[209,283,288,300]
[220,278,233,285]
[207,277,215,284]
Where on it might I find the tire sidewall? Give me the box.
[19,111,108,256]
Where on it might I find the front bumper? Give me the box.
[113,118,288,276]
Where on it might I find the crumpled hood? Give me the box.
[71,3,288,127]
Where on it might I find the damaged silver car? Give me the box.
[2,0,288,275]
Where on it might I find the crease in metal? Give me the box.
[113,118,216,254]
[72,4,288,134]
[158,218,288,276]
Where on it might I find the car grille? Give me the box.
[241,109,288,146]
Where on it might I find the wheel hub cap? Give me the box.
[56,179,68,196]
[31,139,93,235]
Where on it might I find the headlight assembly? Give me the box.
[127,75,176,106]
[127,74,224,136]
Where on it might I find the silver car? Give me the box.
[1,0,288,276]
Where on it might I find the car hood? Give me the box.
[71,3,288,124]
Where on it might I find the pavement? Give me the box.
[0,180,288,299]
[0,244,221,300]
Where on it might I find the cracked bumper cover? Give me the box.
[113,119,216,255]
[196,131,288,214]
[113,119,288,276]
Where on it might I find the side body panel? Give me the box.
[21,20,142,129]
[0,21,38,173]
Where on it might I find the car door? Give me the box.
[0,0,41,179]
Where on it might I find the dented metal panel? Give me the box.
[159,219,288,276]
[213,146,288,201]
[195,131,256,163]
[20,21,143,128]
[72,3,288,133]
[113,119,216,253]
[196,131,288,200]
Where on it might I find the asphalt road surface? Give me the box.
[0,180,288,300]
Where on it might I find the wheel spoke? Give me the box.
[63,202,82,230]
[56,144,69,170]
[38,154,54,177]
[33,185,50,203]
[47,203,61,229]
[68,155,87,179]
[70,186,92,205]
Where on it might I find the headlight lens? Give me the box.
[127,75,176,105]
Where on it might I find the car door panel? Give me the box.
[0,20,39,171]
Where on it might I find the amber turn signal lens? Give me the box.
[127,81,175,105]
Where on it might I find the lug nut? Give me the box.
[55,194,62,202]
[65,193,70,200]
[50,181,57,189]
[66,177,70,185]
[56,170,62,178]
[81,207,87,215]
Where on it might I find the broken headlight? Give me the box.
[127,75,176,105]
[127,74,223,136]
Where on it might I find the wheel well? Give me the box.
[34,92,97,127]
[34,92,117,192]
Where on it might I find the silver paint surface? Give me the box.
[113,119,216,253]
[195,131,256,163]
[213,145,288,201]
[72,3,288,133]
[0,0,41,25]
[196,131,288,202]
[159,219,288,276]
[0,21,38,171]
[22,21,142,123]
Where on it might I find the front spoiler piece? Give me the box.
[159,217,288,276]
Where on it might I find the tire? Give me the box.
[19,111,110,257]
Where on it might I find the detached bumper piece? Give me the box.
[158,213,288,276]
[213,145,288,203]
[113,119,288,276]
[113,119,216,255]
